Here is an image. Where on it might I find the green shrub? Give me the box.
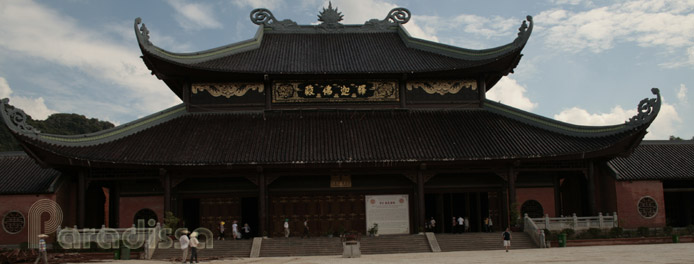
[663,226,673,236]
[637,227,650,237]
[609,227,623,238]
[687,225,694,235]
[561,228,575,239]
[585,228,602,239]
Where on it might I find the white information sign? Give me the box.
[365,194,409,235]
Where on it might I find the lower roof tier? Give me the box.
[1,90,661,168]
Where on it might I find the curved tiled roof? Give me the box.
[134,9,532,76]
[608,141,694,181]
[0,89,660,167]
[0,152,61,194]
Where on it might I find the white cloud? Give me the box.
[553,99,682,140]
[678,83,688,104]
[0,77,56,120]
[167,0,223,30]
[0,1,180,119]
[536,1,694,63]
[486,77,538,111]
[232,0,285,10]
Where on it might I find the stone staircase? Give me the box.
[259,237,343,257]
[436,232,536,252]
[151,239,253,260]
[360,234,432,255]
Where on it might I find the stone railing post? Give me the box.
[544,214,550,230]
[598,212,604,228]
[572,213,578,229]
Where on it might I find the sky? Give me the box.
[0,0,692,140]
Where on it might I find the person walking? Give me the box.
[457,216,464,234]
[34,234,48,264]
[488,217,494,232]
[464,217,470,232]
[302,218,310,238]
[451,217,457,233]
[218,221,225,240]
[484,217,489,232]
[243,223,252,239]
[502,227,512,252]
[284,219,290,238]
[232,220,240,240]
[179,230,190,264]
[189,231,199,263]
[429,217,436,233]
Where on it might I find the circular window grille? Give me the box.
[3,211,25,234]
[637,196,658,218]
[521,200,544,218]
[133,208,158,226]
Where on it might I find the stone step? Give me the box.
[360,234,431,255]
[436,232,536,252]
[151,239,253,260]
[259,237,343,257]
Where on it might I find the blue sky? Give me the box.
[0,0,692,139]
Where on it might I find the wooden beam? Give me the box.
[78,171,86,228]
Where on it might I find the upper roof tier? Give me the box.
[135,5,533,99]
[0,89,660,169]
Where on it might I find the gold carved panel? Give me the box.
[407,80,477,95]
[272,81,399,103]
[192,82,264,98]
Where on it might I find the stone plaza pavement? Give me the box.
[103,243,693,264]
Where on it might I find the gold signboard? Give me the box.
[273,81,399,103]
[407,80,477,95]
[330,174,352,188]
[192,83,264,98]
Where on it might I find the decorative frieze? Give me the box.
[192,83,264,98]
[272,81,399,103]
[407,80,477,95]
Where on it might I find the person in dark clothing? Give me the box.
[502,227,512,252]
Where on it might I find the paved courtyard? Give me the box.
[99,243,693,264]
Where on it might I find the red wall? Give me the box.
[0,194,56,245]
[516,187,556,217]
[119,196,164,228]
[615,180,666,228]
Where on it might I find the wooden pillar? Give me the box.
[78,171,86,228]
[258,168,267,236]
[164,175,171,214]
[508,166,517,207]
[553,175,562,217]
[500,186,509,230]
[478,77,486,108]
[399,75,407,108]
[436,194,444,233]
[476,192,482,232]
[416,165,426,232]
[586,161,597,215]
[111,183,120,228]
[264,74,272,110]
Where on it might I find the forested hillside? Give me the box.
[0,113,114,151]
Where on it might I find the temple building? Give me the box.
[2,5,690,245]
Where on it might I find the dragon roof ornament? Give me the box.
[626,88,661,126]
[0,98,40,135]
[250,3,410,32]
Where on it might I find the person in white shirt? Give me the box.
[457,216,464,233]
[232,220,240,239]
[429,217,436,233]
[464,217,470,232]
[179,230,190,264]
[284,219,290,238]
[189,231,199,264]
[488,217,493,232]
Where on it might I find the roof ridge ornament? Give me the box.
[134,18,152,46]
[0,98,40,134]
[318,1,344,26]
[514,16,533,44]
[250,8,298,30]
[626,88,661,125]
[364,8,411,30]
